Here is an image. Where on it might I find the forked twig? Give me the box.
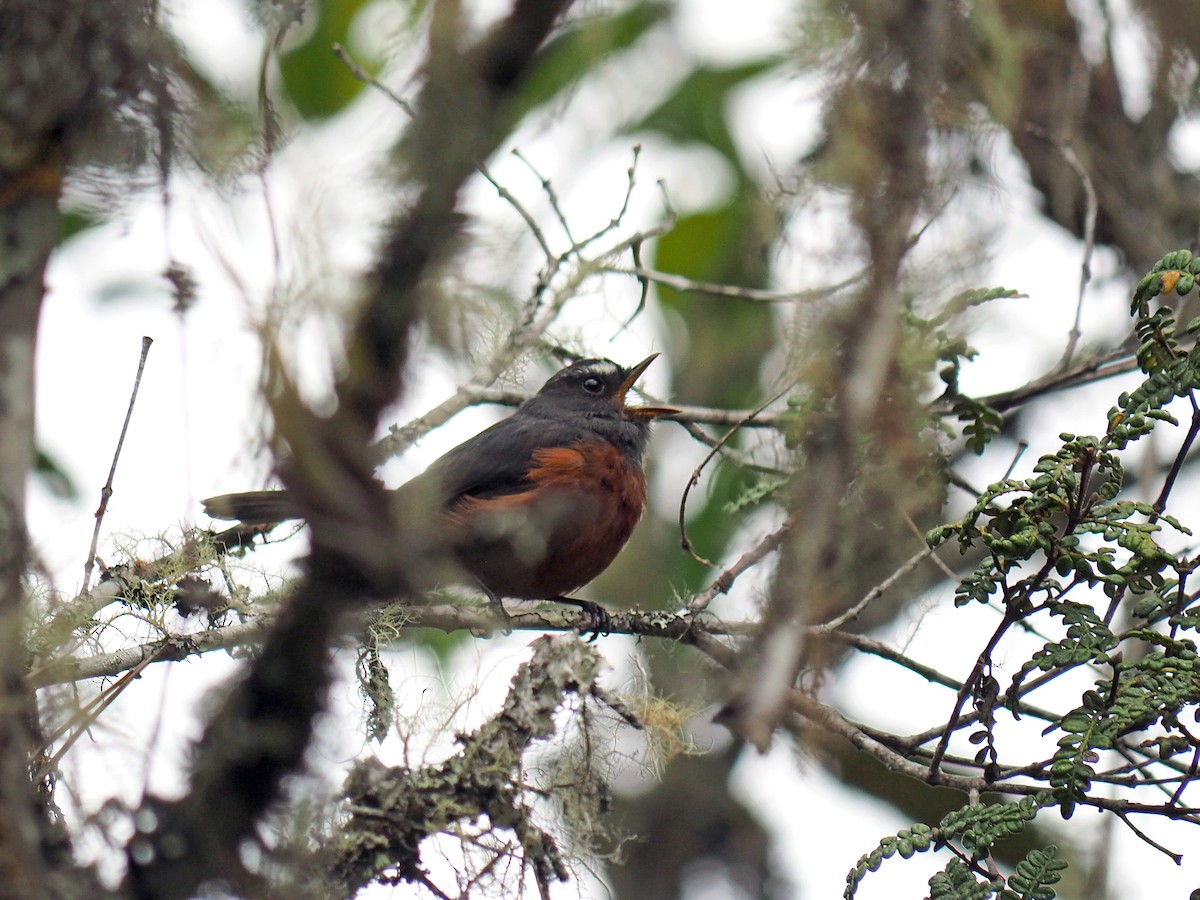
[573,144,642,258]
[477,160,556,265]
[512,147,576,249]
[36,642,167,779]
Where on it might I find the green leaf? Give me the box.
[844,825,940,899]
[1008,845,1066,900]
[929,859,996,900]
[930,286,1026,326]
[279,0,375,119]
[509,3,671,126]
[938,794,1048,855]
[723,475,787,513]
[651,195,777,409]
[33,447,78,501]
[627,57,782,167]
[59,208,104,245]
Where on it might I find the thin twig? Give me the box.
[511,148,576,250]
[1002,439,1030,481]
[603,264,862,303]
[256,25,293,325]
[82,336,153,591]
[670,403,785,428]
[618,238,650,334]
[574,144,641,258]
[1169,742,1200,807]
[1116,811,1183,864]
[927,601,1023,778]
[672,416,790,473]
[823,631,969,695]
[901,513,959,581]
[335,43,559,276]
[932,347,1139,416]
[1152,393,1200,517]
[688,518,793,612]
[816,542,939,633]
[1025,126,1098,370]
[36,642,167,779]
[678,387,793,567]
[332,43,415,115]
[478,161,556,264]
[828,630,1065,728]
[257,23,292,158]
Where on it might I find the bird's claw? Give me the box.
[485,590,513,635]
[554,597,611,642]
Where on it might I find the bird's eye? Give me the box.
[582,376,604,394]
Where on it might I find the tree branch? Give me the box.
[32,604,751,688]
[124,4,577,897]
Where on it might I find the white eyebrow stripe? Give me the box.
[575,361,620,378]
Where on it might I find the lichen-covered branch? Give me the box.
[0,1,172,894]
[123,4,576,898]
[329,634,607,897]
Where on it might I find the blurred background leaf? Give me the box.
[279,0,375,119]
[33,447,78,501]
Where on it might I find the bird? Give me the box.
[202,355,677,630]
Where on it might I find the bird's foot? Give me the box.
[481,587,513,635]
[552,596,611,642]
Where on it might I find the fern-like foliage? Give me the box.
[1008,601,1116,706]
[923,845,1065,900]
[924,288,1023,455]
[928,859,1000,900]
[853,251,1200,898]
[1006,845,1067,899]
[1049,637,1200,816]
[845,795,1053,899]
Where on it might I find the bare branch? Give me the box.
[82,336,153,592]
[689,519,792,612]
[1024,126,1099,369]
[815,542,942,633]
[603,264,862,303]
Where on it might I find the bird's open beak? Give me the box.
[619,353,679,420]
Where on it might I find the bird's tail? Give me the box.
[202,490,300,525]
